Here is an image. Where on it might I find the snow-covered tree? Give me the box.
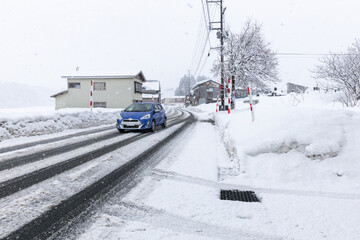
[175,74,210,96]
[313,39,360,107]
[211,20,279,89]
[175,74,196,96]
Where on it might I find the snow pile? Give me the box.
[199,92,360,193]
[0,108,121,141]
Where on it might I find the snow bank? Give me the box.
[197,92,360,193]
[0,108,121,141]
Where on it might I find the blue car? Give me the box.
[116,102,167,133]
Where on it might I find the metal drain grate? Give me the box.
[220,190,260,202]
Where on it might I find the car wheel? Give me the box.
[118,129,125,133]
[150,120,156,132]
[162,118,167,128]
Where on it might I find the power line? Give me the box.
[192,0,212,78]
[189,15,206,71]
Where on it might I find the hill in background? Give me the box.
[0,82,55,108]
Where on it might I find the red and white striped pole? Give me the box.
[90,80,94,112]
[247,83,255,121]
[227,77,231,114]
[216,91,219,112]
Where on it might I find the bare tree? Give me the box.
[313,39,360,107]
[211,19,279,89]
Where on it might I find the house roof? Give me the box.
[61,71,146,82]
[192,79,220,90]
[50,90,68,98]
[286,82,307,88]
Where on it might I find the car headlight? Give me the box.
[117,114,122,120]
[140,114,151,120]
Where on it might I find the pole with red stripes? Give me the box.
[152,95,154,102]
[247,83,255,121]
[227,77,231,114]
[90,80,93,112]
[216,91,219,112]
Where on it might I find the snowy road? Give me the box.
[0,107,192,239]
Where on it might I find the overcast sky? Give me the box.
[0,0,359,93]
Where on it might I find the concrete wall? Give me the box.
[55,78,143,110]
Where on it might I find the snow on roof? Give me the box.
[192,79,220,90]
[142,80,160,91]
[61,71,146,82]
[50,90,68,98]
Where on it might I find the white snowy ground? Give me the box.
[0,107,121,142]
[77,91,360,240]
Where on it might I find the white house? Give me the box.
[51,71,146,110]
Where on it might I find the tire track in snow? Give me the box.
[2,109,192,240]
[95,201,283,240]
[150,168,360,200]
[0,108,182,172]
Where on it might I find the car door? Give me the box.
[153,104,161,125]
[158,104,165,123]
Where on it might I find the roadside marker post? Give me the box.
[216,92,219,112]
[247,83,255,121]
[218,85,222,112]
[90,80,93,112]
[152,95,154,102]
[227,77,231,114]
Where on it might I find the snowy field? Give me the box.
[77,91,360,240]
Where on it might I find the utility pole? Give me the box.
[188,69,191,96]
[219,0,225,110]
[207,0,226,110]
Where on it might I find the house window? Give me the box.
[94,102,106,108]
[134,82,142,93]
[94,82,106,91]
[68,82,81,89]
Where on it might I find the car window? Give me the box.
[154,105,160,112]
[125,103,153,112]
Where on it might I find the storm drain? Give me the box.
[220,190,260,202]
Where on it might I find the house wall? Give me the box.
[55,93,68,110]
[55,78,143,110]
[193,86,219,105]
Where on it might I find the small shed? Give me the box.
[192,79,220,105]
[163,96,185,106]
[234,88,248,98]
[287,82,308,94]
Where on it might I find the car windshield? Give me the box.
[124,103,153,112]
